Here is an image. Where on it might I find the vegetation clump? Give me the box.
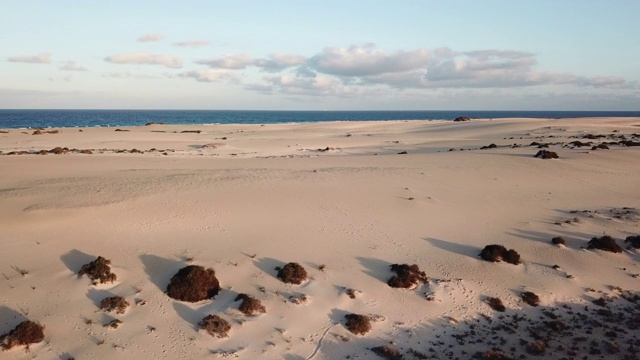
[371,344,403,359]
[199,315,230,338]
[276,262,308,285]
[472,349,513,360]
[344,314,372,335]
[479,245,521,265]
[0,321,45,351]
[78,256,117,284]
[387,264,428,289]
[551,237,566,245]
[234,294,266,316]
[166,265,220,302]
[587,235,622,253]
[521,291,540,306]
[487,297,506,312]
[526,339,546,355]
[534,150,559,159]
[624,235,640,249]
[99,296,129,314]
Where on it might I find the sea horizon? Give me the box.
[1,109,640,129]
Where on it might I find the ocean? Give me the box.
[1,110,639,129]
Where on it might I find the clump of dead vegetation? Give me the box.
[0,321,45,352]
[78,256,117,285]
[371,344,403,359]
[234,294,266,316]
[487,297,506,312]
[276,262,308,285]
[199,315,230,338]
[387,264,428,289]
[344,314,372,335]
[588,235,623,253]
[551,237,566,245]
[479,245,521,265]
[99,296,129,314]
[625,235,640,249]
[521,291,540,306]
[166,265,220,302]
[534,150,559,159]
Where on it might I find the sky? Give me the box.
[1,1,639,110]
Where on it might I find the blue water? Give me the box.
[1,110,639,129]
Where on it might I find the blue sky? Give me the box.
[1,1,638,110]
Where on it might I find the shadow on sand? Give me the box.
[60,249,96,273]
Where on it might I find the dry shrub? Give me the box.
[526,339,546,355]
[624,235,640,249]
[534,150,559,159]
[479,245,521,265]
[487,297,506,312]
[0,321,45,351]
[521,291,540,306]
[166,265,220,302]
[387,264,428,289]
[78,256,117,284]
[234,294,266,316]
[473,349,513,360]
[588,235,622,253]
[199,315,230,338]
[551,237,566,245]
[99,296,129,314]
[276,262,308,285]
[371,344,403,359]
[344,314,371,335]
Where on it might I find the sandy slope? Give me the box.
[0,118,639,359]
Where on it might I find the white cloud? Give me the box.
[196,54,253,69]
[103,72,160,79]
[60,61,87,71]
[104,52,182,68]
[8,53,52,64]
[138,33,164,42]
[174,40,210,47]
[253,53,307,72]
[179,69,240,83]
[309,44,432,77]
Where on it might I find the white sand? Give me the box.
[1,117,639,359]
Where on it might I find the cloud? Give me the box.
[103,72,160,79]
[174,40,210,48]
[253,74,382,97]
[104,52,182,68]
[179,69,240,83]
[60,61,87,71]
[196,54,253,69]
[8,53,52,64]
[308,44,432,77]
[138,33,164,42]
[253,53,307,72]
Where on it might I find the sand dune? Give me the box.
[1,118,639,359]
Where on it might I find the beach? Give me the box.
[1,117,639,359]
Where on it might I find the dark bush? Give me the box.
[344,314,372,335]
[625,235,640,249]
[0,321,45,351]
[387,264,428,289]
[198,315,230,338]
[479,245,521,265]
[371,344,403,359]
[534,150,559,159]
[99,296,129,314]
[78,256,117,284]
[551,237,566,245]
[521,291,540,306]
[587,236,622,253]
[453,117,471,122]
[166,265,220,302]
[526,339,546,355]
[487,297,506,312]
[473,349,514,360]
[234,294,266,316]
[276,262,308,285]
